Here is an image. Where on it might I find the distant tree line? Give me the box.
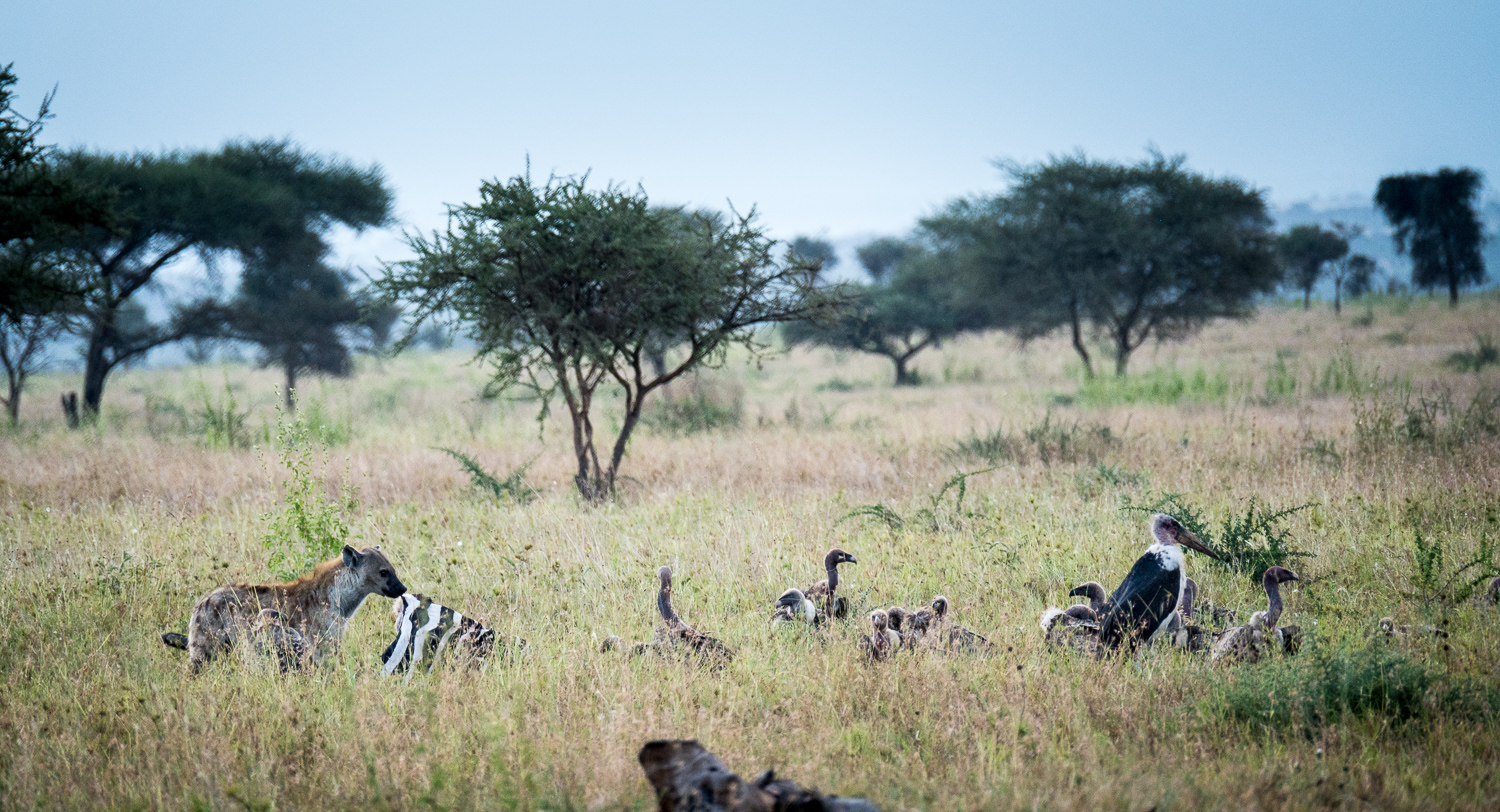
[787,154,1490,383]
[0,53,1491,502]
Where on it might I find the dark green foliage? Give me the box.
[223,257,362,411]
[788,236,839,275]
[785,241,978,386]
[1123,492,1314,580]
[0,63,101,425]
[54,139,391,414]
[1375,168,1487,306]
[1278,224,1348,309]
[1344,254,1379,301]
[854,237,912,284]
[1444,334,1499,374]
[926,152,1281,376]
[437,448,538,504]
[379,172,828,500]
[1214,639,1497,734]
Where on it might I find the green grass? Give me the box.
[4,301,1500,810]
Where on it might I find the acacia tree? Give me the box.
[54,139,390,415]
[379,173,830,500]
[923,155,1131,377]
[0,63,102,423]
[929,153,1280,376]
[1343,254,1379,300]
[1375,168,1487,306]
[1277,224,1347,310]
[222,256,361,410]
[784,242,975,385]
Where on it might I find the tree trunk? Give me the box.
[82,313,113,416]
[1449,275,1459,307]
[1303,287,1312,310]
[4,382,17,425]
[1334,281,1342,314]
[284,364,297,412]
[1070,309,1093,378]
[892,355,914,386]
[1114,326,1132,377]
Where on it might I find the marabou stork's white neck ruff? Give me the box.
[1100,513,1221,650]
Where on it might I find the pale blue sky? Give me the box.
[7,1,1498,272]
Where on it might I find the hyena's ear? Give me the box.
[342,545,360,568]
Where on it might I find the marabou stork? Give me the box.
[1099,514,1222,651]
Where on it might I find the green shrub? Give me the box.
[1074,463,1148,500]
[261,413,361,580]
[1123,492,1314,581]
[1445,334,1499,374]
[438,448,539,504]
[1408,523,1497,608]
[1214,640,1498,734]
[838,468,995,533]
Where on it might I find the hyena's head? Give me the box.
[342,545,407,599]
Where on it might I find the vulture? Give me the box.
[651,566,735,667]
[931,596,994,653]
[771,588,820,627]
[1099,513,1221,651]
[1211,566,1300,664]
[805,549,858,619]
[858,609,899,662]
[1068,582,1109,614]
[1040,604,1100,655]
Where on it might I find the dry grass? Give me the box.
[2,294,1499,810]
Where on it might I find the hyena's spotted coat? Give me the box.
[166,545,405,673]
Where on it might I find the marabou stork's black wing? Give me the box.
[1099,553,1180,649]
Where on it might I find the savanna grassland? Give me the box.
[3,294,1499,811]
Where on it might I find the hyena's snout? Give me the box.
[383,573,407,599]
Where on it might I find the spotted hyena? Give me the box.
[163,545,405,673]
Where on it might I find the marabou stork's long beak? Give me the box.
[1177,528,1222,561]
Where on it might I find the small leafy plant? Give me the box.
[197,377,251,449]
[838,468,995,533]
[262,412,361,580]
[438,448,539,504]
[1409,525,1497,608]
